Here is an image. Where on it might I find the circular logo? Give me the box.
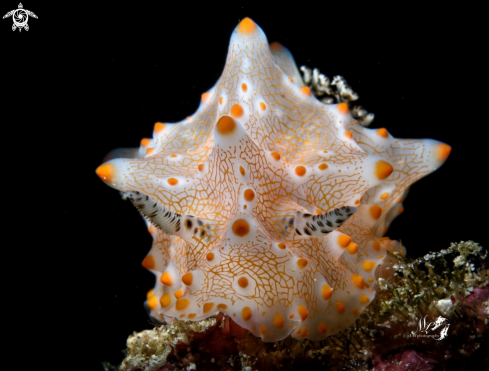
[12,9,28,28]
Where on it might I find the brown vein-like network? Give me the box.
[96,18,451,341]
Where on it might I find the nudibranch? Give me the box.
[96,18,450,341]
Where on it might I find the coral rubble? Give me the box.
[104,241,488,371]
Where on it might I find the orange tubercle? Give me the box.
[217,116,236,135]
[359,294,370,304]
[242,307,252,321]
[231,104,244,118]
[141,138,151,147]
[351,274,364,289]
[176,298,189,310]
[298,305,308,321]
[370,205,382,220]
[161,272,173,286]
[182,273,193,286]
[337,103,349,114]
[160,293,171,307]
[203,303,214,313]
[201,92,211,103]
[147,295,157,310]
[318,163,328,170]
[338,234,352,248]
[318,322,327,334]
[347,242,358,254]
[269,42,282,50]
[232,219,250,237]
[96,163,114,183]
[273,313,285,329]
[146,148,154,155]
[270,152,281,161]
[376,128,388,138]
[244,189,255,201]
[375,160,393,180]
[295,166,307,176]
[300,86,311,96]
[436,143,451,162]
[238,277,249,288]
[259,102,266,110]
[336,301,346,314]
[141,255,155,270]
[241,83,247,92]
[237,18,256,34]
[362,261,376,272]
[154,122,165,133]
[174,289,184,299]
[344,131,353,140]
[321,284,333,300]
[297,259,308,269]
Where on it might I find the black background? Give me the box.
[2,2,487,370]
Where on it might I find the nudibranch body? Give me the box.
[96,18,450,341]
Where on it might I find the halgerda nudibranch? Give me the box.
[96,18,451,341]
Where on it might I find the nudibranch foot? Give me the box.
[96,17,450,342]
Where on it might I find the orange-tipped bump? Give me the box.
[375,160,393,180]
[436,143,451,162]
[217,116,236,135]
[154,122,165,133]
[238,18,256,34]
[96,163,114,182]
[300,86,311,96]
[270,42,282,50]
[337,103,349,114]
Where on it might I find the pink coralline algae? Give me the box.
[372,349,438,371]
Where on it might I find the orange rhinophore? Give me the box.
[95,163,114,183]
[95,17,451,342]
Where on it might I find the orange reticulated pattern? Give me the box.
[96,18,450,341]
